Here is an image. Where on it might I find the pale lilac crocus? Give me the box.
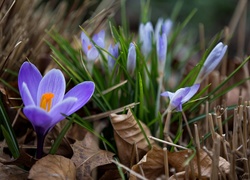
[108,43,119,72]
[81,30,105,61]
[139,22,154,58]
[157,32,167,73]
[195,42,228,83]
[161,84,200,112]
[155,18,172,41]
[18,62,95,158]
[127,43,136,75]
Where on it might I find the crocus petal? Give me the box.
[81,32,90,54]
[87,47,99,61]
[18,62,42,105]
[181,84,200,104]
[161,91,175,99]
[23,106,53,136]
[37,69,66,107]
[155,18,164,41]
[21,83,36,106]
[64,81,95,115]
[140,22,153,57]
[157,33,167,64]
[108,44,119,71]
[162,19,173,37]
[93,30,105,48]
[48,97,78,128]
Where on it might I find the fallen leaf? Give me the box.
[168,149,230,178]
[130,146,230,179]
[0,163,28,180]
[71,132,115,179]
[1,149,36,168]
[110,109,155,167]
[28,154,76,180]
[130,145,164,180]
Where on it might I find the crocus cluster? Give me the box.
[161,84,200,112]
[195,42,228,83]
[18,62,95,158]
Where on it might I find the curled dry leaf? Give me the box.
[0,163,28,180]
[71,132,115,179]
[130,145,164,180]
[168,149,230,178]
[28,154,76,180]
[110,109,156,167]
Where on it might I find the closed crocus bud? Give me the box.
[195,42,228,83]
[157,32,167,73]
[108,43,119,71]
[139,22,154,58]
[127,43,136,75]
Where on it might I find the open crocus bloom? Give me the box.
[161,84,200,112]
[81,30,105,61]
[18,62,95,137]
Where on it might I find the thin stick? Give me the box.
[163,147,169,179]
[182,111,195,146]
[148,136,188,150]
[111,160,148,180]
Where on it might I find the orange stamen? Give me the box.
[40,93,54,112]
[88,44,92,50]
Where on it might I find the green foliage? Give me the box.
[0,93,19,158]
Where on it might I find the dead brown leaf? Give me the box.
[71,132,115,179]
[110,109,155,167]
[130,145,164,180]
[0,163,28,180]
[130,146,230,180]
[28,154,76,180]
[168,149,230,178]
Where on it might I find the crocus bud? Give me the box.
[157,33,167,73]
[127,43,136,75]
[195,42,228,83]
[139,22,154,58]
[108,43,119,71]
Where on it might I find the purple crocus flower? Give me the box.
[127,43,136,75]
[18,62,95,158]
[155,18,172,41]
[195,42,227,83]
[161,84,200,112]
[139,22,154,58]
[81,30,105,61]
[108,43,119,72]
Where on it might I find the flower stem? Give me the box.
[36,133,45,159]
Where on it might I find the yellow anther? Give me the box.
[40,93,54,112]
